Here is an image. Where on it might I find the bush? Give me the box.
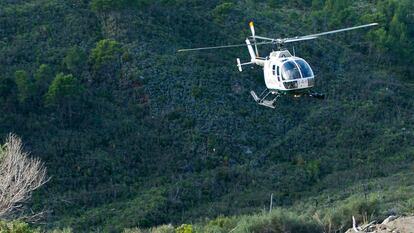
[63,47,87,74]
[175,224,192,233]
[234,210,321,233]
[123,227,144,233]
[151,224,175,233]
[14,70,32,103]
[89,39,123,70]
[320,196,380,231]
[0,221,38,233]
[44,73,83,107]
[48,228,73,233]
[90,0,149,13]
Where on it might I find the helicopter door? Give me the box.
[271,64,279,86]
[265,62,277,89]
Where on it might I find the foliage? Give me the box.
[47,228,72,233]
[193,210,321,233]
[34,64,53,88]
[319,196,380,231]
[63,47,87,75]
[90,0,149,13]
[366,0,414,76]
[14,70,32,104]
[175,224,192,233]
[0,220,38,233]
[123,228,144,233]
[151,224,175,233]
[0,0,413,232]
[212,3,236,22]
[44,73,83,107]
[89,39,123,70]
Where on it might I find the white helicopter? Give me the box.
[178,22,378,108]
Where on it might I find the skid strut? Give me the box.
[308,91,325,99]
[250,88,280,109]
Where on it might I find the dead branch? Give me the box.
[0,133,49,220]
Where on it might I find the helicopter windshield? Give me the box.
[281,61,301,80]
[295,59,314,78]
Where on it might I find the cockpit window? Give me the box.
[295,59,313,78]
[281,61,301,80]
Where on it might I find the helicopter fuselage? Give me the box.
[256,50,315,94]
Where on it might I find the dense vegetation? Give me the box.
[0,0,413,232]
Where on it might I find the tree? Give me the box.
[14,70,32,104]
[0,134,48,220]
[90,0,149,13]
[89,39,124,82]
[63,46,87,75]
[89,39,122,70]
[45,73,83,106]
[45,73,84,123]
[367,0,414,75]
[34,64,54,93]
[0,77,17,111]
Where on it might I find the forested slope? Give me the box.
[0,0,413,232]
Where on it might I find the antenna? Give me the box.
[293,46,296,56]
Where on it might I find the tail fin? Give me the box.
[245,39,256,61]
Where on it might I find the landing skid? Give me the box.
[250,89,325,109]
[250,89,280,109]
[308,91,325,99]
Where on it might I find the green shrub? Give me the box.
[90,0,149,13]
[150,224,175,233]
[47,228,73,233]
[89,39,123,70]
[175,224,192,233]
[0,220,38,233]
[14,70,33,103]
[123,227,144,233]
[201,216,236,233]
[233,210,321,233]
[44,73,83,107]
[63,47,87,74]
[212,2,236,22]
[321,196,380,231]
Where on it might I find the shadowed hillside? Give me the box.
[0,0,413,232]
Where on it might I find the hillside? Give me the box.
[0,0,413,232]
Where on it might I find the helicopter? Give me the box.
[178,21,378,108]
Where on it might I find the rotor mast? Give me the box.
[177,22,378,70]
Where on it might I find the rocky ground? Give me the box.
[346,216,414,233]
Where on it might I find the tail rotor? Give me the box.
[249,21,259,57]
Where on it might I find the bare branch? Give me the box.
[0,133,49,220]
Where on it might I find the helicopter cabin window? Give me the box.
[276,66,280,81]
[295,59,314,78]
[281,61,301,80]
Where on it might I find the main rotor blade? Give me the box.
[252,35,275,41]
[284,36,318,43]
[283,23,378,43]
[177,41,272,52]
